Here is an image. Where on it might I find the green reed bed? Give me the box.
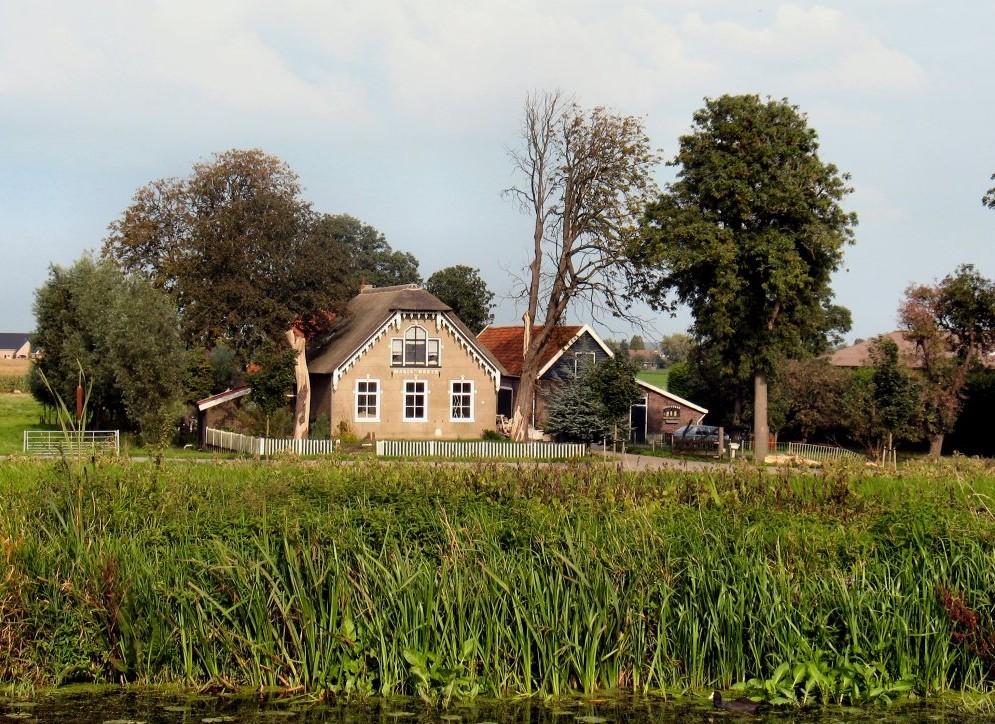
[0,458,994,703]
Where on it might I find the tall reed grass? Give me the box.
[0,459,993,700]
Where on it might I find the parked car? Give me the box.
[672,424,730,447]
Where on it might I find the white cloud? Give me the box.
[0,1,927,144]
[680,4,926,95]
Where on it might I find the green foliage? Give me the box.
[628,335,645,351]
[425,265,494,333]
[245,343,297,437]
[32,255,186,442]
[984,172,995,209]
[103,149,358,360]
[870,337,923,442]
[769,358,851,440]
[736,656,915,707]
[313,213,421,287]
[588,354,642,423]
[2,460,995,698]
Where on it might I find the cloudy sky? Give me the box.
[1,1,993,342]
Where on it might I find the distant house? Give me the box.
[0,333,31,359]
[306,284,504,440]
[477,324,707,442]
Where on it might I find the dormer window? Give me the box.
[391,325,441,367]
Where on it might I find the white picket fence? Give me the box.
[23,430,119,456]
[375,439,587,459]
[204,427,337,456]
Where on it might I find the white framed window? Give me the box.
[391,325,441,367]
[450,380,474,422]
[663,405,680,420]
[355,379,380,422]
[403,380,427,421]
[574,351,597,375]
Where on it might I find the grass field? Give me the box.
[636,367,670,389]
[1,458,994,702]
[0,393,45,454]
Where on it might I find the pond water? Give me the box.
[0,691,988,723]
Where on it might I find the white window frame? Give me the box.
[403,380,428,422]
[449,380,474,422]
[391,325,442,368]
[574,351,597,375]
[354,378,380,422]
[662,405,681,420]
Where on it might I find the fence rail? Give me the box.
[375,439,587,459]
[204,427,337,456]
[742,440,862,462]
[23,430,119,456]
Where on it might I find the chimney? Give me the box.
[359,275,373,293]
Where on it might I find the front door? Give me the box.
[630,400,647,444]
[498,387,514,419]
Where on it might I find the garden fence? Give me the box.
[742,440,863,462]
[376,439,587,459]
[23,430,119,456]
[204,427,337,456]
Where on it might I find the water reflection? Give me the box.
[0,691,985,723]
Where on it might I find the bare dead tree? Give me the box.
[504,91,659,441]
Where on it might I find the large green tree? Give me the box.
[33,255,188,445]
[425,265,494,333]
[635,95,856,461]
[313,214,421,288]
[102,149,355,359]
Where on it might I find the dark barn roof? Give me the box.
[0,333,30,350]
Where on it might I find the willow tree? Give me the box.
[636,95,856,461]
[505,91,658,441]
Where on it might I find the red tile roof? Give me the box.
[476,325,584,377]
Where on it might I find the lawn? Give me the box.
[0,392,46,454]
[636,367,670,389]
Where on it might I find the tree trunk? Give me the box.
[928,432,944,458]
[510,370,538,442]
[753,372,769,463]
[285,327,310,440]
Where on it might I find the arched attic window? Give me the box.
[391,325,441,367]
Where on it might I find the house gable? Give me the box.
[331,311,500,392]
[538,326,614,382]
